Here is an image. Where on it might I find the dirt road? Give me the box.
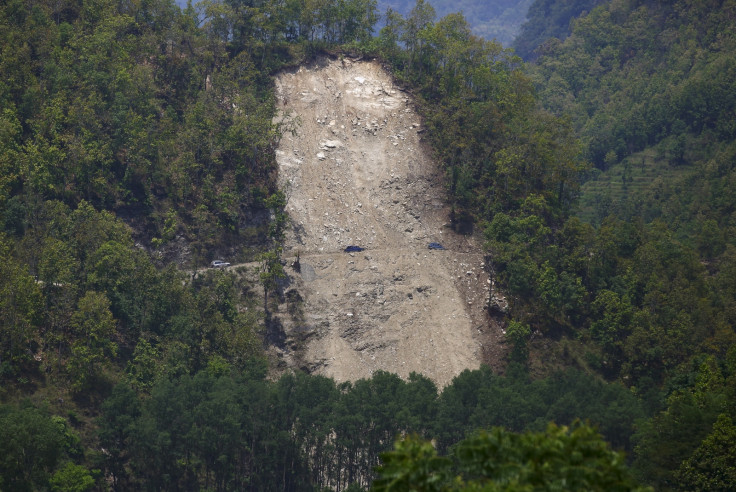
[272,56,503,387]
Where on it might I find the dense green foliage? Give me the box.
[2,0,736,490]
[512,0,606,60]
[0,0,277,254]
[374,424,648,491]
[507,0,736,386]
[376,0,534,45]
[533,0,736,173]
[0,0,382,257]
[375,1,587,231]
[422,0,736,394]
[0,200,262,386]
[92,366,644,490]
[504,0,736,488]
[373,1,736,489]
[0,402,87,491]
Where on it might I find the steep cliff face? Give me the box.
[272,56,505,387]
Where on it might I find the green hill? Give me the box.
[512,0,606,59]
[2,0,736,490]
[377,0,534,45]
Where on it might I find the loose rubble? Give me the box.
[272,57,505,387]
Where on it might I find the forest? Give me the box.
[2,0,736,490]
[373,0,534,45]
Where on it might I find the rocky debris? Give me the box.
[272,57,505,387]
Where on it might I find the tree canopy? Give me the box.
[2,1,736,490]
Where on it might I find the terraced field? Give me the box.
[576,147,691,223]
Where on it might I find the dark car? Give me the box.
[428,242,445,250]
[344,245,365,252]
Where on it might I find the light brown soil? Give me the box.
[271,56,506,387]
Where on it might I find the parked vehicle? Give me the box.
[428,242,445,250]
[344,245,365,252]
[210,260,231,268]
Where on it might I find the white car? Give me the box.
[210,260,230,268]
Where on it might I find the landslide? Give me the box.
[271,56,505,387]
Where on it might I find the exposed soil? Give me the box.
[271,56,507,387]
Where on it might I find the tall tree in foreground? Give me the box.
[373,423,650,491]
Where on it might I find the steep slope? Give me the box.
[273,56,504,387]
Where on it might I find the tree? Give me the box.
[49,462,95,492]
[86,239,157,337]
[337,0,378,44]
[373,423,649,491]
[378,8,406,64]
[513,0,606,60]
[588,289,633,374]
[260,191,289,311]
[125,338,162,394]
[67,202,131,266]
[68,291,118,391]
[0,107,22,209]
[505,319,531,362]
[677,413,736,491]
[97,383,141,490]
[372,436,450,492]
[402,0,435,75]
[0,235,42,377]
[632,388,726,489]
[0,403,65,492]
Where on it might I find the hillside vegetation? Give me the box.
[512,0,606,59]
[377,0,534,45]
[523,0,736,487]
[1,0,735,490]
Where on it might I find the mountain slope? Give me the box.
[377,0,534,45]
[273,57,504,386]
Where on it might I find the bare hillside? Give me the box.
[273,56,504,387]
